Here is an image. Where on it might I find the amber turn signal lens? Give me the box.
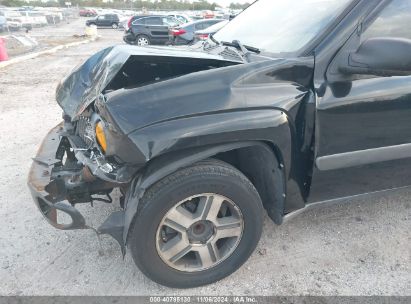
[95,121,107,153]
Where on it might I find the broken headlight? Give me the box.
[95,121,107,153]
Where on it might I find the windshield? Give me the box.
[204,20,229,33]
[213,0,353,54]
[163,16,181,26]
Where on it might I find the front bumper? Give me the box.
[28,123,88,230]
[28,123,126,239]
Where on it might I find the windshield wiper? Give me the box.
[209,34,220,45]
[222,40,260,54]
[221,40,260,62]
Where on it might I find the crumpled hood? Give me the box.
[55,44,244,120]
[100,57,314,135]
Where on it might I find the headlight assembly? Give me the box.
[95,121,107,153]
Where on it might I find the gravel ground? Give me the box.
[0,19,410,296]
[3,17,90,58]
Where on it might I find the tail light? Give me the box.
[171,28,186,36]
[127,17,133,29]
[197,34,209,40]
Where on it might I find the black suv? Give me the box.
[29,0,411,289]
[86,14,119,29]
[123,15,180,45]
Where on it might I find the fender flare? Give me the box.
[121,141,284,248]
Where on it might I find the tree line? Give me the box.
[0,0,251,10]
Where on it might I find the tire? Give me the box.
[111,23,118,29]
[136,34,150,46]
[127,159,264,288]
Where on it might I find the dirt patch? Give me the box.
[4,36,34,57]
[36,35,89,47]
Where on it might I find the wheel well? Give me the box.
[213,144,286,224]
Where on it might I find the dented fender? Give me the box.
[122,140,287,248]
[102,108,296,252]
[50,46,316,254]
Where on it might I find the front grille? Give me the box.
[76,115,94,147]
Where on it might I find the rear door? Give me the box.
[145,17,169,43]
[105,14,113,26]
[311,0,411,201]
[96,15,106,27]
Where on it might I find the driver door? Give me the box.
[310,0,411,202]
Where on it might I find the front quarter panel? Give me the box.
[129,109,291,165]
[122,57,315,191]
[108,57,315,247]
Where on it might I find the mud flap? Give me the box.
[98,210,126,256]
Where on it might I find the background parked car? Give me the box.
[194,19,229,42]
[2,10,31,30]
[79,8,97,17]
[0,13,6,32]
[43,11,62,25]
[202,10,215,19]
[169,19,224,45]
[119,18,128,30]
[168,13,192,24]
[6,18,22,31]
[124,15,181,46]
[19,11,48,27]
[86,14,120,29]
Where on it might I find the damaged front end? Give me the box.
[28,44,242,253]
[28,123,92,231]
[55,44,242,121]
[27,119,136,254]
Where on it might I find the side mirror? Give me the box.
[340,38,411,76]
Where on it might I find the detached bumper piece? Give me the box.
[27,123,126,254]
[28,123,89,230]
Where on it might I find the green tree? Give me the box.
[0,0,222,9]
[229,2,250,10]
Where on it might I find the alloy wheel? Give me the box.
[156,193,244,272]
[137,37,149,46]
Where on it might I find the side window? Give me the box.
[133,17,145,25]
[176,16,186,23]
[145,17,162,26]
[163,16,179,27]
[363,0,411,40]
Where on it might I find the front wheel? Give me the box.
[111,23,118,29]
[127,159,264,288]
